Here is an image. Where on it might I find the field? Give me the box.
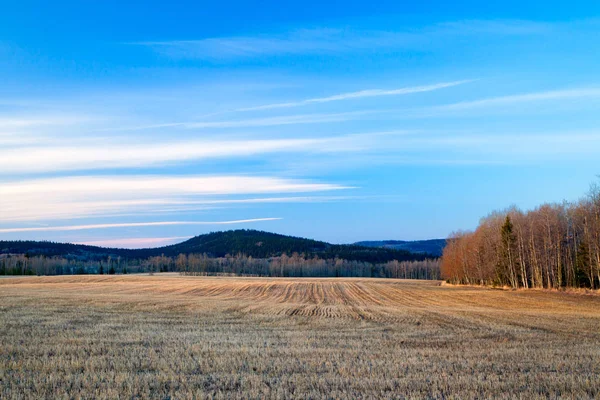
[1,275,599,399]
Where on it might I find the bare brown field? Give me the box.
[1,275,599,399]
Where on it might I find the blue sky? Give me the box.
[1,1,600,247]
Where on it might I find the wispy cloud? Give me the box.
[74,236,193,249]
[4,86,599,176]
[98,85,600,137]
[108,111,373,132]
[0,115,93,129]
[269,129,600,175]
[1,130,398,174]
[2,137,325,173]
[237,80,473,111]
[0,195,354,222]
[0,175,351,222]
[132,20,551,60]
[0,175,349,196]
[436,19,551,35]
[408,132,600,156]
[432,87,600,112]
[0,218,282,233]
[132,28,392,59]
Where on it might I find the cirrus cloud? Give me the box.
[0,175,352,223]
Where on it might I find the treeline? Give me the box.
[0,253,440,280]
[178,254,440,279]
[0,254,133,276]
[441,181,600,289]
[0,241,140,260]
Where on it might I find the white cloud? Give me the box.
[1,137,322,173]
[109,110,373,132]
[237,80,473,111]
[433,87,600,112]
[0,175,351,222]
[436,20,551,35]
[74,236,193,249]
[0,218,283,233]
[412,132,600,156]
[132,20,551,59]
[0,195,354,222]
[92,85,600,139]
[132,28,393,59]
[0,115,93,129]
[1,130,396,174]
[1,175,348,197]
[5,120,599,178]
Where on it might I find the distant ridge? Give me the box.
[0,229,434,263]
[354,239,447,257]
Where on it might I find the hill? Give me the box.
[0,230,432,264]
[354,239,447,257]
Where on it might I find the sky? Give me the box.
[1,1,600,247]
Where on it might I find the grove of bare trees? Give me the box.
[441,181,600,289]
[0,252,440,280]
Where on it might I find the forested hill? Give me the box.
[354,239,447,257]
[0,229,431,264]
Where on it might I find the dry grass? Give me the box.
[1,274,599,399]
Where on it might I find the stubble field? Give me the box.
[1,274,599,399]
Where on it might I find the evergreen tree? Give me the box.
[498,215,519,288]
[99,265,104,275]
[108,266,116,275]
